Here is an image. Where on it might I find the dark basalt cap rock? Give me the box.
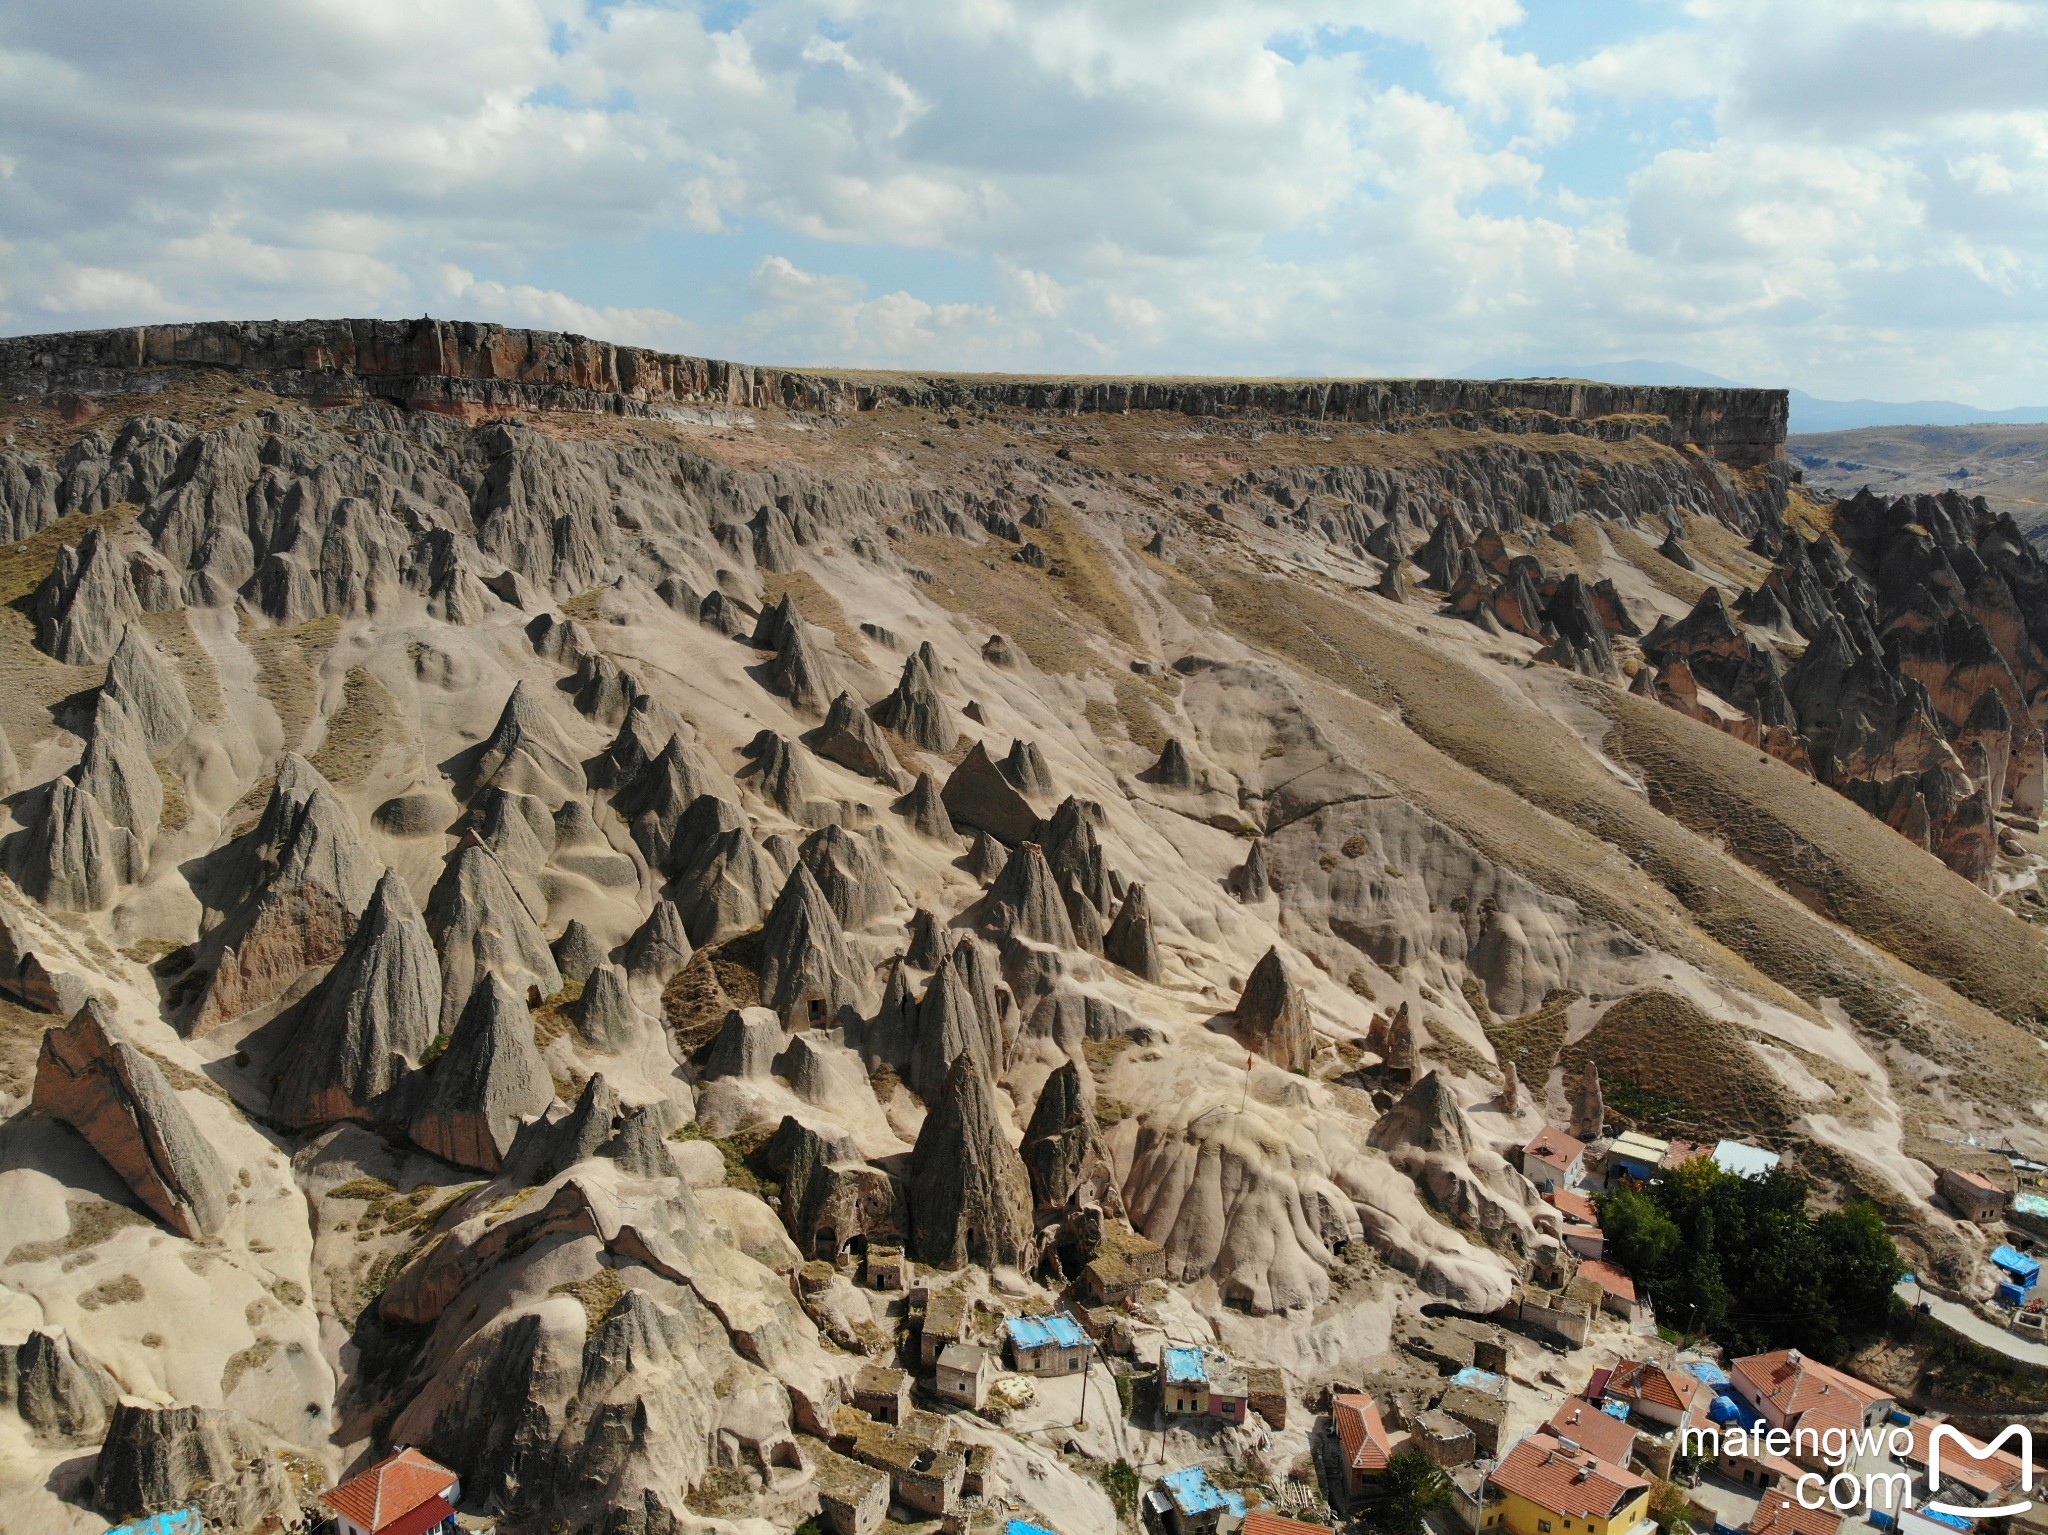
[409,972,553,1172]
[1234,946,1315,1072]
[906,1055,1035,1270]
[271,867,441,1128]
[942,740,1041,846]
[33,999,231,1239]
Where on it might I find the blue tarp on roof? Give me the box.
[1683,1361,1731,1389]
[1161,1467,1247,1519]
[1163,1346,1209,1385]
[1710,1392,1762,1428]
[105,1513,203,1535]
[1992,1245,2040,1285]
[1601,1399,1631,1421]
[1007,1520,1061,1535]
[1915,1509,1975,1532]
[1007,1313,1086,1350]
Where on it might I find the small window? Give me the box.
[1540,1522,1553,1533]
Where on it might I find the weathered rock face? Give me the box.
[906,1057,1035,1270]
[757,863,863,1020]
[813,690,902,784]
[738,729,824,821]
[424,840,561,1028]
[0,1327,120,1441]
[620,898,692,982]
[271,867,442,1127]
[77,694,162,845]
[472,680,588,804]
[1368,1071,1537,1244]
[982,842,1076,948]
[15,776,139,912]
[1233,947,1315,1072]
[410,973,555,1171]
[905,946,1000,1102]
[704,1006,784,1080]
[1103,882,1162,981]
[91,1400,298,1531]
[763,616,837,715]
[574,963,640,1051]
[103,624,193,753]
[869,643,957,752]
[34,525,141,665]
[796,823,894,929]
[552,918,609,985]
[942,741,1040,845]
[192,754,378,1031]
[1020,1060,1119,1220]
[763,1114,903,1262]
[671,807,779,946]
[895,770,952,840]
[615,734,733,873]
[32,1000,230,1239]
[1569,1060,1604,1140]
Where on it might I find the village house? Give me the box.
[1939,1166,2008,1224]
[936,1343,995,1409]
[1545,1400,1638,1470]
[1146,1465,1249,1535]
[1004,1313,1090,1376]
[1603,1131,1672,1186]
[1243,1511,1332,1535]
[1575,1260,1639,1320]
[922,1288,976,1368]
[865,1245,907,1290]
[1745,1493,1843,1535]
[1207,1361,1250,1424]
[318,1447,462,1535]
[1716,1438,1804,1496]
[1161,1346,1213,1416]
[1523,1128,1588,1192]
[1413,1408,1478,1469]
[834,1405,968,1517]
[1513,1283,1594,1348]
[1601,1360,1706,1434]
[813,1444,892,1535]
[1483,1433,1654,1535]
[1330,1393,1395,1496]
[853,1364,912,1425]
[1246,1366,1288,1429]
[1546,1189,1606,1260]
[1081,1222,1168,1306]
[1727,1350,1895,1446]
[1440,1371,1512,1458]
[1893,1416,2030,1510]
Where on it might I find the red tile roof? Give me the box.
[1333,1393,1394,1474]
[1606,1358,1703,1414]
[1525,1128,1587,1173]
[1944,1168,2003,1194]
[1662,1139,1710,1169]
[1545,1401,1638,1467]
[1577,1259,1638,1304]
[319,1447,459,1533]
[1747,1493,1844,1535]
[1730,1351,1889,1430]
[381,1495,457,1535]
[1546,1189,1600,1226]
[1897,1418,2027,1497]
[1489,1433,1648,1521]
[1245,1511,1336,1535]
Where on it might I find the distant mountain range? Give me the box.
[1464,359,2048,435]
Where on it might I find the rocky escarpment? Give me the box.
[0,318,1786,465]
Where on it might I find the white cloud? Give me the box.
[0,1,2041,402]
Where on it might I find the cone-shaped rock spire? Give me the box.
[104,625,193,753]
[1103,883,1162,981]
[906,1056,1035,1269]
[1367,1069,1475,1157]
[983,842,1076,947]
[894,771,953,840]
[472,681,586,803]
[797,823,894,928]
[964,829,1009,884]
[551,919,609,986]
[814,691,903,784]
[869,643,957,751]
[409,973,553,1172]
[620,898,692,983]
[78,695,162,840]
[758,863,861,1019]
[1230,839,1271,902]
[942,741,1040,845]
[1570,1059,1604,1140]
[616,734,730,872]
[573,963,639,1051]
[1041,797,1115,914]
[34,527,140,665]
[1021,1059,1118,1217]
[1148,738,1196,789]
[1234,946,1315,1072]
[907,947,997,1101]
[19,776,139,912]
[739,730,824,819]
[705,1006,782,1080]
[763,618,837,714]
[1000,738,1055,796]
[424,841,561,1028]
[272,868,441,1127]
[33,1000,230,1238]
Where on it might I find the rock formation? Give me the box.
[1148,738,1196,788]
[551,918,609,985]
[1002,738,1056,796]
[1235,947,1316,1072]
[869,643,957,751]
[103,624,193,753]
[758,863,863,1020]
[1103,882,1162,981]
[906,1057,1035,1269]
[271,868,441,1127]
[982,842,1077,948]
[91,1401,297,1532]
[0,1327,118,1441]
[672,805,780,946]
[739,728,825,820]
[942,741,1040,845]
[964,829,1009,883]
[16,776,139,912]
[410,973,554,1171]
[796,823,894,929]
[763,615,837,714]
[32,1000,230,1239]
[472,680,586,803]
[1570,1059,1604,1140]
[813,690,903,783]
[895,770,953,840]
[424,840,560,1026]
[1020,1060,1118,1218]
[34,526,140,665]
[574,962,639,1051]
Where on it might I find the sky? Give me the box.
[0,1,2044,405]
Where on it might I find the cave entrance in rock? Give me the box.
[842,1233,868,1263]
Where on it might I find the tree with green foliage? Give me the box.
[1596,1157,1899,1359]
[1372,1447,1453,1535]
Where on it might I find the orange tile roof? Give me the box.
[1606,1358,1703,1413]
[1662,1139,1710,1168]
[1525,1128,1587,1172]
[1748,1493,1844,1535]
[1547,1189,1600,1226]
[1945,1168,2003,1194]
[319,1447,459,1532]
[1898,1418,2027,1497]
[1245,1511,1336,1535]
[1545,1401,1638,1466]
[1489,1433,1648,1521]
[1577,1259,1637,1304]
[1333,1393,1394,1473]
[1730,1351,1888,1429]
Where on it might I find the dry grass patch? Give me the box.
[0,993,49,1097]
[765,569,868,657]
[135,608,225,721]
[77,1272,145,1310]
[243,612,340,751]
[1482,988,1580,1090]
[1609,525,1716,606]
[1561,990,1795,1141]
[220,1338,277,1397]
[550,1264,626,1339]
[310,665,399,788]
[6,1198,151,1265]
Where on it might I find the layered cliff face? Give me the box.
[0,321,2041,1535]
